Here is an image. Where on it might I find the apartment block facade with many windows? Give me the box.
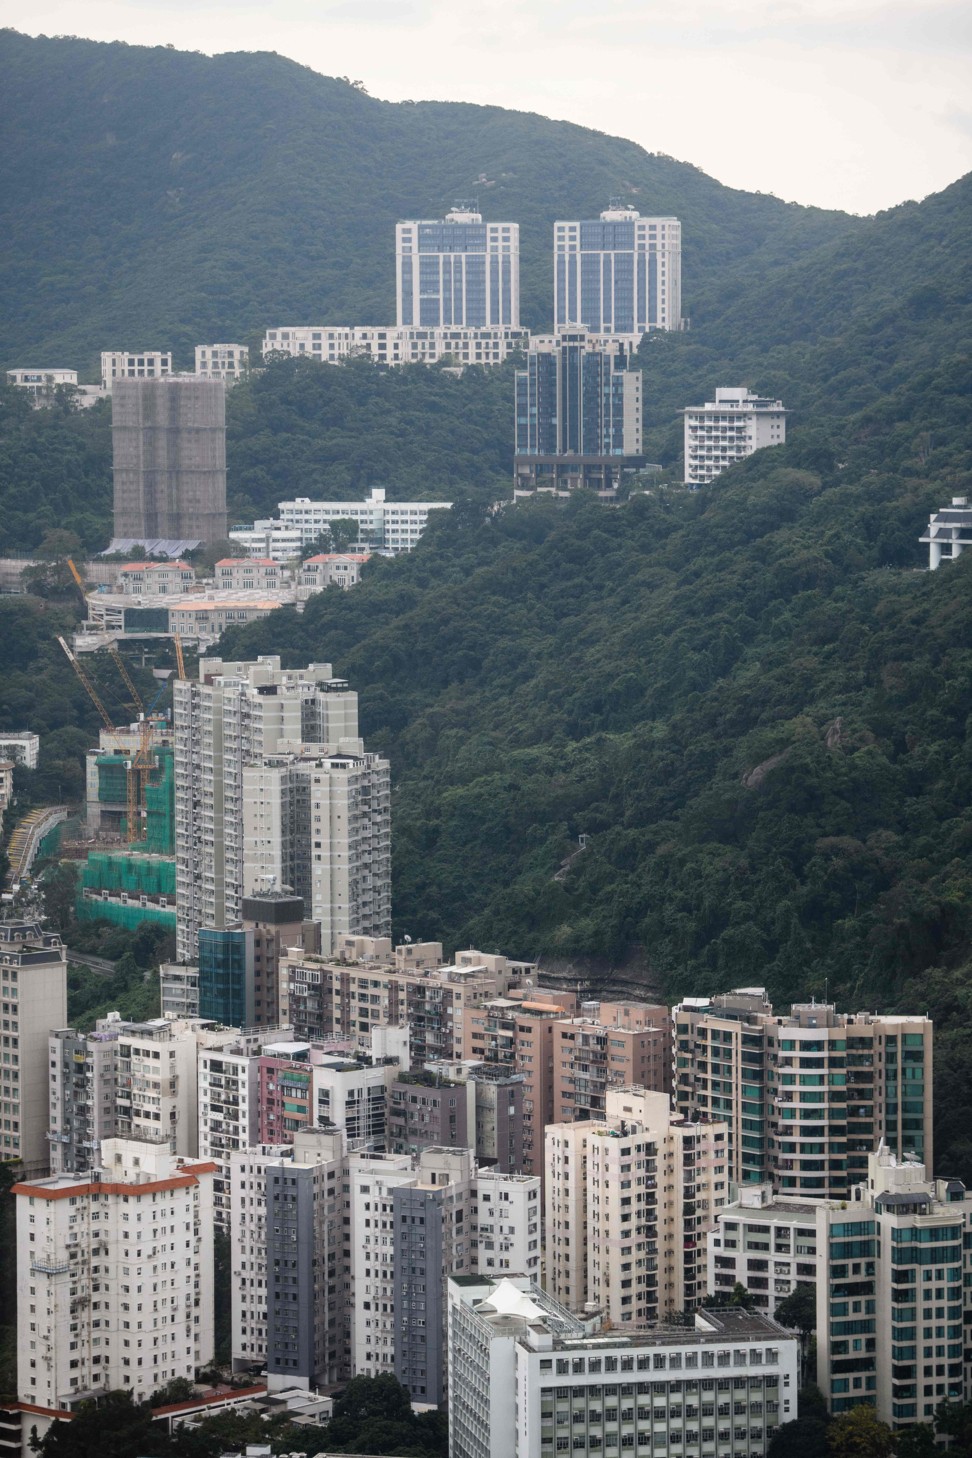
[14,1139,215,1417]
[447,1275,798,1458]
[514,328,643,495]
[815,1146,972,1428]
[397,207,519,328]
[674,991,933,1200]
[554,204,682,334]
[1,920,68,1173]
[682,387,786,486]
[173,656,360,961]
[262,324,528,368]
[707,1184,822,1317]
[545,1088,730,1326]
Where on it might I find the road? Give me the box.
[67,951,118,977]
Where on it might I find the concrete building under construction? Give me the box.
[111,377,228,545]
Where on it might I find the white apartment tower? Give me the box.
[14,1139,215,1416]
[242,750,391,953]
[396,206,519,329]
[173,656,364,960]
[1,920,68,1173]
[683,387,787,486]
[554,203,682,335]
[545,1088,730,1325]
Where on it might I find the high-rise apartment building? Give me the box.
[242,749,391,952]
[554,203,682,334]
[282,941,533,1063]
[682,387,786,486]
[674,990,934,1199]
[232,1137,540,1401]
[461,990,580,1182]
[110,377,228,546]
[264,1128,346,1391]
[14,1139,214,1418]
[396,206,519,329]
[0,919,67,1173]
[551,1000,671,1122]
[196,1025,297,1228]
[545,1088,730,1325]
[48,1025,120,1175]
[514,329,643,495]
[815,1147,972,1427]
[447,1276,798,1458]
[173,656,362,960]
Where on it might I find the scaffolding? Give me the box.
[76,851,176,932]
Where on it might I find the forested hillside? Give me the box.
[0,29,857,370]
[213,346,972,1172]
[2,29,972,1177]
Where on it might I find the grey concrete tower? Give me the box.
[112,377,228,544]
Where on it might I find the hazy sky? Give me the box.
[4,0,971,214]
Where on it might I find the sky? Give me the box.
[3,0,971,214]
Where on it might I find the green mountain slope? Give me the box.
[0,29,857,371]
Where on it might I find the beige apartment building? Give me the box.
[545,1087,730,1326]
[674,990,933,1199]
[552,1000,671,1121]
[461,990,579,1180]
[282,940,536,1067]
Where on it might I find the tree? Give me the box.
[768,1415,830,1458]
[775,1284,816,1336]
[826,1405,895,1458]
[328,517,361,554]
[934,1398,972,1449]
[30,1391,166,1458]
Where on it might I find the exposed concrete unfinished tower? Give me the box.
[112,377,228,545]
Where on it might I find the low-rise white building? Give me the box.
[101,350,173,391]
[707,1184,822,1316]
[0,732,39,769]
[231,488,449,558]
[195,344,249,382]
[920,495,972,569]
[297,553,370,595]
[167,593,291,645]
[117,560,197,596]
[262,324,528,368]
[14,1138,215,1418]
[214,558,286,591]
[683,387,787,486]
[7,368,77,397]
[0,760,14,815]
[448,1275,799,1458]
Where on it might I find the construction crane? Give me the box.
[57,636,114,733]
[173,633,186,681]
[66,558,86,594]
[57,635,151,843]
[107,643,144,714]
[125,719,155,845]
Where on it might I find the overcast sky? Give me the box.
[4,0,971,214]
